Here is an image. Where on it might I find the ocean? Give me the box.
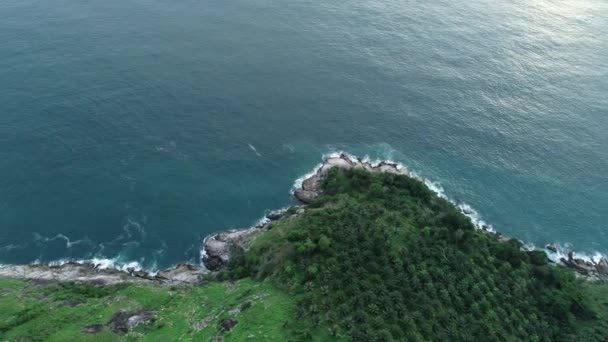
[1,0,606,270]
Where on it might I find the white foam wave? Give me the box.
[522,241,606,264]
[33,233,91,248]
[40,254,160,274]
[291,162,324,194]
[0,244,26,252]
[248,143,262,157]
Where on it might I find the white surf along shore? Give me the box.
[203,152,608,281]
[1,152,606,283]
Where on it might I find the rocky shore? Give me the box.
[202,208,293,271]
[0,262,204,285]
[2,154,606,284]
[201,154,408,271]
[548,246,608,281]
[202,153,608,281]
[294,154,408,203]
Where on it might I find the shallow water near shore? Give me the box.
[1,0,607,270]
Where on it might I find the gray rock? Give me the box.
[294,189,318,203]
[81,324,104,334]
[0,262,203,285]
[221,319,238,331]
[266,210,285,221]
[545,243,558,253]
[202,228,259,271]
[108,310,154,335]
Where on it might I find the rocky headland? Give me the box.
[201,154,408,271]
[202,153,608,281]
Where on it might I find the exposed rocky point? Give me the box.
[0,262,204,285]
[202,154,410,270]
[202,227,264,271]
[558,251,608,281]
[293,154,408,204]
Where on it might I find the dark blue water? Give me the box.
[1,0,606,269]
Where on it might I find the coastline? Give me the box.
[1,152,606,284]
[202,152,608,281]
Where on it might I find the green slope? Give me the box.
[226,168,608,341]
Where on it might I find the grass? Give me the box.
[0,277,311,341]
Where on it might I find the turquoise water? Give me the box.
[1,0,606,269]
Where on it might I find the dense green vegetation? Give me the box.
[227,168,608,341]
[1,167,608,341]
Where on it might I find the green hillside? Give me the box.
[1,168,607,341]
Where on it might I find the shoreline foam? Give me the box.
[2,152,606,282]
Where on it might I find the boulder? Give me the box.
[324,157,353,170]
[202,228,259,271]
[266,210,285,221]
[108,310,154,335]
[294,189,318,203]
[545,243,558,253]
[302,175,320,192]
[202,255,224,272]
[221,319,238,331]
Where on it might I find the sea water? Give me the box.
[1,0,606,270]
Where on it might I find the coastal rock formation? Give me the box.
[202,227,263,271]
[201,207,294,271]
[203,154,410,270]
[294,154,408,203]
[559,251,608,281]
[0,261,204,285]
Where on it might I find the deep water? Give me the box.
[1,0,606,269]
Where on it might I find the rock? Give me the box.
[202,228,259,271]
[108,311,132,335]
[324,157,353,170]
[545,243,558,253]
[202,256,224,272]
[266,209,285,221]
[0,260,204,285]
[156,263,203,284]
[294,189,318,203]
[596,258,608,274]
[221,319,238,331]
[302,175,320,192]
[133,271,150,279]
[127,311,155,330]
[81,324,104,334]
[108,310,154,335]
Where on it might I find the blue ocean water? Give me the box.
[0,0,606,270]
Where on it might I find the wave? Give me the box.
[27,253,163,275]
[0,244,26,252]
[523,241,606,265]
[248,143,262,157]
[33,233,92,248]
